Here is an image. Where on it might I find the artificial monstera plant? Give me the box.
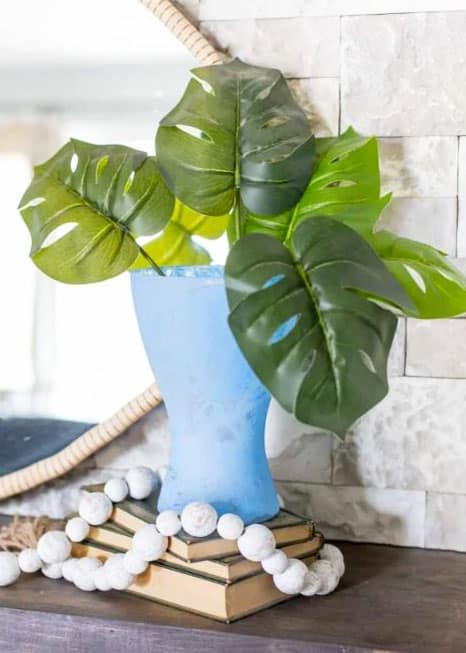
[19,59,466,438]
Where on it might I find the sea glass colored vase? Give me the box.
[131,266,279,524]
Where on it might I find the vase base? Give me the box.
[158,482,280,526]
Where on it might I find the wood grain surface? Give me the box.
[0,542,465,653]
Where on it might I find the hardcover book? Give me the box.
[86,521,324,583]
[85,485,315,562]
[72,540,322,622]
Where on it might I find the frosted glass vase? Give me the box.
[131,266,279,524]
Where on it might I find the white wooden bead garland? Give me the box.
[0,466,344,601]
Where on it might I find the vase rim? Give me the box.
[131,265,225,279]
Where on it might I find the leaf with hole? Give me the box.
[155,58,315,219]
[367,230,466,318]
[225,217,414,436]
[19,140,174,283]
[240,127,390,242]
[131,200,229,267]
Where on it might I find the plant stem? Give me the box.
[136,242,165,276]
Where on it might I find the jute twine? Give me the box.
[0,516,63,552]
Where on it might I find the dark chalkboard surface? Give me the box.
[0,418,94,476]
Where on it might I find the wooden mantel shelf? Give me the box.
[0,542,465,653]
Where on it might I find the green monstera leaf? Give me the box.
[19,140,174,283]
[132,200,229,267]
[241,127,390,242]
[155,59,315,221]
[368,230,466,318]
[225,217,414,437]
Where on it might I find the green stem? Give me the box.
[284,202,300,247]
[136,242,165,276]
[227,200,242,246]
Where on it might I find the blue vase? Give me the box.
[130,266,279,524]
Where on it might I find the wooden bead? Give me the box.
[123,550,149,575]
[311,559,340,595]
[104,478,129,503]
[94,566,112,592]
[217,514,244,540]
[237,524,276,562]
[18,548,42,573]
[301,569,321,596]
[73,557,102,592]
[273,558,307,595]
[156,510,181,537]
[62,558,79,583]
[42,561,64,580]
[261,549,289,575]
[65,517,90,543]
[0,552,20,587]
[78,492,113,526]
[37,530,71,564]
[181,502,218,538]
[132,525,168,562]
[125,467,158,500]
[319,544,345,577]
[104,554,134,590]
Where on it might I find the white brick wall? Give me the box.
[198,2,466,552]
[6,1,466,553]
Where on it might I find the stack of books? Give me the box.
[72,486,324,622]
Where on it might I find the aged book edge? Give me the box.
[86,524,323,582]
[73,541,318,622]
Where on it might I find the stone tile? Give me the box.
[288,78,339,137]
[388,318,406,377]
[377,198,457,256]
[380,137,458,198]
[425,492,466,552]
[277,481,426,547]
[333,377,466,493]
[200,17,339,78]
[0,466,112,519]
[269,433,334,484]
[199,1,463,20]
[406,319,466,378]
[341,13,466,136]
[265,399,329,458]
[266,399,334,483]
[95,404,169,471]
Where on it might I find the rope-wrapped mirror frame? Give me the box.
[0,0,226,501]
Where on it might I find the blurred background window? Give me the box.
[0,0,223,422]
